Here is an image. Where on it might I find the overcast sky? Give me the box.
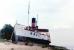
[0,0,74,49]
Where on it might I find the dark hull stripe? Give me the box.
[18,36,51,45]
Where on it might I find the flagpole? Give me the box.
[28,0,30,30]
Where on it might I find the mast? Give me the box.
[28,0,30,28]
[36,13,38,26]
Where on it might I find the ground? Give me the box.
[0,39,68,50]
[0,41,52,50]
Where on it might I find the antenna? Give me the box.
[36,13,38,26]
[28,0,30,29]
[15,20,18,25]
[36,9,39,26]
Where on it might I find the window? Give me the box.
[30,32,32,35]
[33,33,35,35]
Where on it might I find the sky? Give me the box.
[0,0,74,49]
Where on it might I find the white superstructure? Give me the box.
[14,24,49,41]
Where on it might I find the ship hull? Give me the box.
[12,34,50,45]
[18,36,50,45]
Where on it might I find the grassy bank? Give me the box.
[0,37,8,42]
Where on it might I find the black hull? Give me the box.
[17,36,51,45]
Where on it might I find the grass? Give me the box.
[0,37,7,42]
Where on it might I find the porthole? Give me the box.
[34,33,35,35]
[30,32,32,35]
